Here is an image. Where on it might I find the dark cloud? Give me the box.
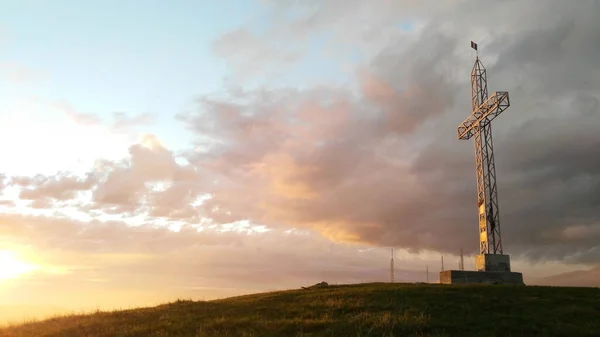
[177,0,600,264]
[405,0,600,262]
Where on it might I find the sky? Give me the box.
[1,0,599,323]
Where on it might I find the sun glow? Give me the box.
[0,250,39,281]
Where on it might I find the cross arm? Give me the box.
[457,91,510,140]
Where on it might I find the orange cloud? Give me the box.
[250,153,318,200]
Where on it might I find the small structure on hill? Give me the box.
[301,281,329,290]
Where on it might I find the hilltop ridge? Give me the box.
[1,283,599,337]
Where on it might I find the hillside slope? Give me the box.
[1,283,599,337]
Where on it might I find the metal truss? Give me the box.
[457,57,510,255]
[457,91,510,140]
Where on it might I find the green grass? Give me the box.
[1,283,599,336]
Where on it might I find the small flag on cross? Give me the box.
[471,41,478,51]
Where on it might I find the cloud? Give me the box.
[111,111,155,132]
[30,97,155,132]
[0,62,43,84]
[533,266,600,288]
[91,134,202,215]
[12,173,96,201]
[50,100,103,126]
[255,0,465,61]
[0,210,587,320]
[8,134,199,215]
[212,27,302,79]
[1,0,599,287]
[2,1,599,322]
[0,174,6,194]
[175,0,600,264]
[0,210,443,317]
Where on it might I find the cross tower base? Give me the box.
[476,253,511,272]
[440,253,523,285]
[439,270,524,285]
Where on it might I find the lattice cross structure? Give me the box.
[457,56,510,255]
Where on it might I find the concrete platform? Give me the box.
[439,270,524,285]
[475,254,511,272]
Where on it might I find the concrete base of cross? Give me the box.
[439,270,524,285]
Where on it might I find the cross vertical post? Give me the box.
[457,42,511,272]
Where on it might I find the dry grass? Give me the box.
[0,283,599,336]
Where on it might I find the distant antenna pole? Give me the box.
[460,248,465,271]
[390,248,395,283]
[441,255,445,271]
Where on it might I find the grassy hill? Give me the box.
[1,283,599,336]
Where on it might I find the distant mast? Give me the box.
[390,248,395,283]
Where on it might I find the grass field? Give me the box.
[1,283,599,336]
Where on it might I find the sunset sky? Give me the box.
[1,0,599,323]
